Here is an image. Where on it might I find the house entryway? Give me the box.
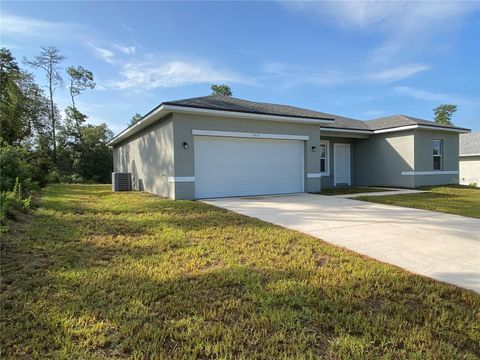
[334,143,351,186]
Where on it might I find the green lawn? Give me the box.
[357,185,480,218]
[1,184,479,359]
[314,187,391,196]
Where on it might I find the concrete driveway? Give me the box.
[203,194,480,293]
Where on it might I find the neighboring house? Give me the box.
[459,132,480,187]
[108,95,469,200]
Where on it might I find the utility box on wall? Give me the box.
[112,172,132,191]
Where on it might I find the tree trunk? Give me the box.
[48,73,56,165]
[70,79,76,109]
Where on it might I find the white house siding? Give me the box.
[459,156,480,187]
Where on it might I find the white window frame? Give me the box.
[320,140,330,176]
[432,139,443,171]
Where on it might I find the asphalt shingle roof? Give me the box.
[314,113,371,131]
[163,95,335,121]
[164,96,468,132]
[460,132,480,155]
[109,95,471,146]
[365,115,468,131]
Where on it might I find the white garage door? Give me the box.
[194,136,304,198]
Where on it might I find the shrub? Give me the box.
[45,169,61,184]
[0,177,32,232]
[0,142,37,192]
[468,182,478,188]
[58,173,86,184]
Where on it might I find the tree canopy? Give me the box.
[1,48,50,146]
[24,46,66,164]
[1,46,114,194]
[433,104,457,126]
[66,65,95,108]
[128,113,143,126]
[211,84,232,96]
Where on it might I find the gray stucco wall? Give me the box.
[411,129,459,187]
[320,136,355,188]
[111,111,461,199]
[172,113,322,199]
[113,114,174,197]
[354,131,415,188]
[352,129,459,188]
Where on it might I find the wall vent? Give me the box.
[112,172,132,191]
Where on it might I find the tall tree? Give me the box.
[128,113,142,126]
[1,48,24,144]
[73,123,113,183]
[433,104,457,126]
[0,47,20,74]
[66,65,95,108]
[62,65,95,146]
[25,46,66,164]
[211,84,232,96]
[0,48,49,145]
[17,72,50,143]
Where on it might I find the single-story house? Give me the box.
[459,132,480,187]
[108,95,470,199]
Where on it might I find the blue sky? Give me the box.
[1,1,479,133]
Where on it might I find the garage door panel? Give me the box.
[194,136,304,198]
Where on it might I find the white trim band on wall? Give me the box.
[192,129,309,141]
[401,171,459,176]
[168,176,195,183]
[460,153,480,157]
[307,173,322,178]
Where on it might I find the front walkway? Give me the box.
[203,194,480,292]
[335,188,425,198]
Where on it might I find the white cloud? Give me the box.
[394,86,476,106]
[364,64,430,82]
[122,24,133,32]
[86,42,116,64]
[108,57,255,90]
[283,1,480,61]
[284,1,402,28]
[284,1,479,32]
[262,62,347,88]
[0,13,88,40]
[261,62,428,88]
[113,44,136,55]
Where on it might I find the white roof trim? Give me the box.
[107,105,169,146]
[373,125,417,134]
[321,124,469,136]
[108,104,333,146]
[320,127,372,134]
[192,129,309,141]
[374,124,469,134]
